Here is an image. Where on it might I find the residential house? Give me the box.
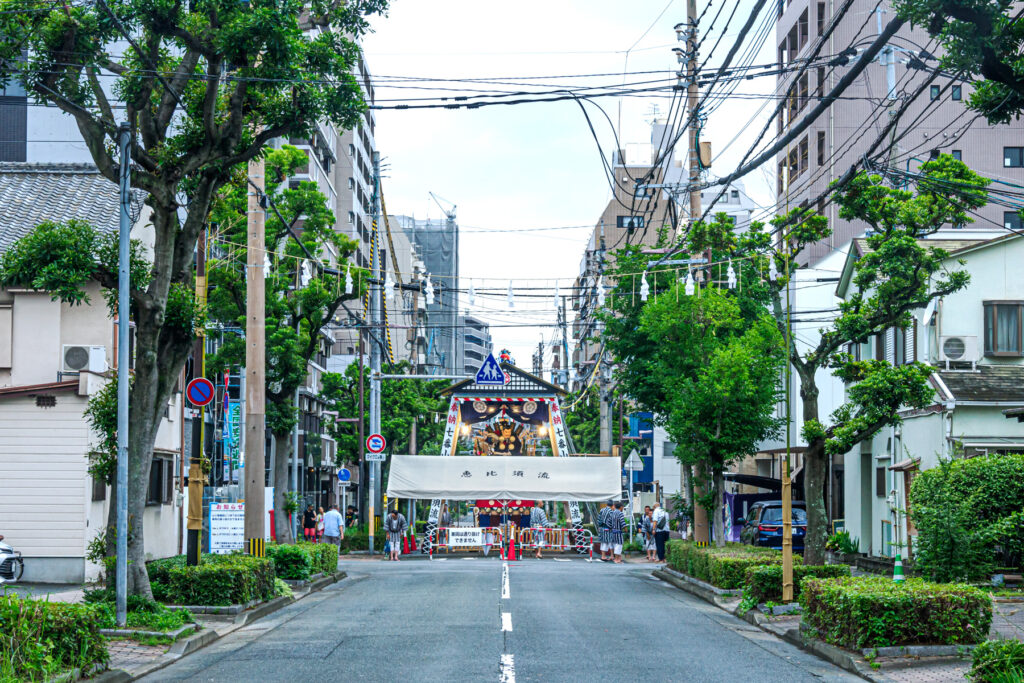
[837,231,1024,558]
[0,163,184,583]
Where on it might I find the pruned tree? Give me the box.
[0,0,386,595]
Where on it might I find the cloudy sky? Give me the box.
[362,0,775,371]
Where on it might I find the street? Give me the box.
[140,558,860,682]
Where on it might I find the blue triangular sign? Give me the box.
[475,353,505,385]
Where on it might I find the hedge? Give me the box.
[266,543,314,580]
[0,595,108,680]
[743,564,850,604]
[297,542,339,575]
[800,576,993,649]
[666,540,800,590]
[148,553,276,606]
[340,527,386,553]
[970,639,1024,683]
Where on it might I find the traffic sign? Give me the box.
[624,449,644,471]
[366,451,386,462]
[475,352,505,385]
[337,467,351,483]
[366,433,386,454]
[186,377,216,407]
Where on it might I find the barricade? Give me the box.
[429,526,505,559]
[518,527,594,560]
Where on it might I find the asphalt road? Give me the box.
[140,557,860,682]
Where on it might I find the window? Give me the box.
[798,135,809,174]
[798,9,809,50]
[1006,211,1023,231]
[730,189,739,200]
[817,131,825,166]
[147,457,173,505]
[817,2,826,36]
[876,466,887,497]
[347,211,355,224]
[1006,147,1024,168]
[797,73,809,112]
[633,185,652,198]
[984,302,1024,356]
[952,150,962,161]
[929,85,940,101]
[951,85,962,101]
[347,177,354,190]
[894,326,906,366]
[616,216,644,229]
[92,476,106,502]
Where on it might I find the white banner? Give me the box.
[386,455,620,501]
[448,527,483,546]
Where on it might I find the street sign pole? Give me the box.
[369,151,382,555]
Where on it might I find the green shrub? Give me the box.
[666,540,800,589]
[0,595,108,680]
[273,578,294,599]
[743,564,851,604]
[825,530,860,555]
[297,542,338,575]
[266,543,313,580]
[800,576,993,649]
[911,454,1024,582]
[84,589,194,632]
[971,639,1024,683]
[340,527,386,553]
[147,553,276,606]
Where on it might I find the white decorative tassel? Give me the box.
[768,258,779,282]
[507,281,515,309]
[726,261,737,289]
[384,271,395,302]
[684,270,695,296]
[640,271,650,301]
[300,260,312,287]
[468,280,475,307]
[597,276,606,307]
[553,280,560,309]
[263,253,271,279]
[425,275,435,305]
[345,264,353,294]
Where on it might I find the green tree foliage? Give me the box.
[0,0,386,596]
[205,145,361,544]
[561,385,623,455]
[910,454,1024,582]
[894,0,1024,123]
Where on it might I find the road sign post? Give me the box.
[186,377,216,407]
[366,434,386,462]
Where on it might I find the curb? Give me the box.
[651,569,740,609]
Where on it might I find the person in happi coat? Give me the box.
[640,506,657,562]
[529,503,554,559]
[607,501,626,564]
[384,508,409,561]
[597,500,614,562]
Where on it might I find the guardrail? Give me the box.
[517,527,594,560]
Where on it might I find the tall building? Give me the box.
[457,315,492,376]
[774,0,1024,265]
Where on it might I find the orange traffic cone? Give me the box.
[410,532,418,551]
[403,534,410,554]
[508,533,517,561]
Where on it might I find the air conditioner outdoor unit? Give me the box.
[62,344,106,374]
[939,335,979,368]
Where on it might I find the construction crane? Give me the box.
[429,192,456,225]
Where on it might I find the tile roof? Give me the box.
[933,364,1024,403]
[0,162,144,252]
[852,237,989,257]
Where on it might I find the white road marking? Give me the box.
[553,558,570,562]
[499,654,515,683]
[501,612,513,632]
[501,562,510,599]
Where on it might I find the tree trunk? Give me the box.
[713,468,726,547]
[799,372,829,565]
[272,430,294,544]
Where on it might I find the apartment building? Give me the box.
[457,315,492,376]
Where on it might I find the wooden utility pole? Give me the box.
[186,228,207,566]
[244,155,266,555]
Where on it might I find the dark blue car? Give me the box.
[738,501,807,552]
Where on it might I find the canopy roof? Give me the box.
[385,455,619,501]
[441,363,566,397]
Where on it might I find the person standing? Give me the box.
[440,504,452,528]
[345,505,357,528]
[322,504,344,556]
[652,502,670,563]
[302,504,317,542]
[607,501,626,564]
[315,507,325,543]
[384,509,408,561]
[641,506,657,562]
[597,500,613,562]
[529,503,553,559]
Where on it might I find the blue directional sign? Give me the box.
[475,352,505,385]
[337,467,351,483]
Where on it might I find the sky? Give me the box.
[362,0,776,372]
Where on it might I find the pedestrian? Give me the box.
[321,504,344,555]
[529,503,553,559]
[384,508,408,561]
[316,507,325,543]
[641,506,657,562]
[345,505,357,528]
[607,501,626,564]
[652,502,670,563]
[302,504,317,542]
[597,499,613,562]
[440,503,452,528]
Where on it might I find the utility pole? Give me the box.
[357,335,365,526]
[115,121,131,627]
[560,295,569,389]
[596,221,611,455]
[186,228,207,567]
[244,153,266,556]
[368,151,382,553]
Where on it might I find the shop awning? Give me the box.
[385,455,620,501]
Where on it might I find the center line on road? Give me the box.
[501,562,510,599]
[499,653,515,682]
[501,612,513,632]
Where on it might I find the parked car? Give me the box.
[737,501,807,552]
[0,535,24,584]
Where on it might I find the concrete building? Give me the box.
[457,315,492,376]
[837,231,1024,558]
[0,163,184,582]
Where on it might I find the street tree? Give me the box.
[894,0,1024,123]
[562,385,623,455]
[0,0,386,595]
[740,155,987,563]
[205,145,360,544]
